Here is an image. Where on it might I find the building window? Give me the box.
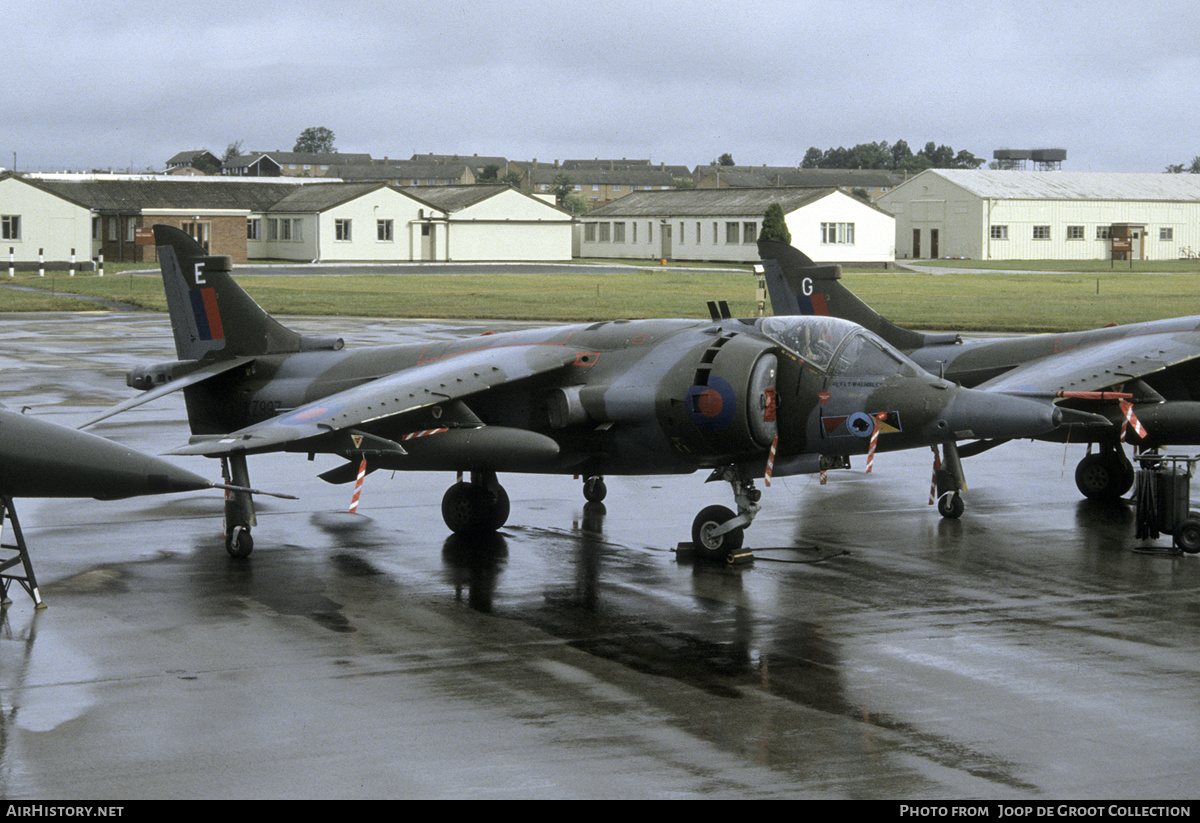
[613,222,625,243]
[1067,225,1085,240]
[612,185,622,192]
[335,219,352,241]
[268,218,279,240]
[377,220,393,241]
[726,222,740,244]
[247,218,260,241]
[1033,225,1051,240]
[647,221,653,243]
[2,215,21,241]
[584,223,596,242]
[598,223,611,242]
[1096,226,1112,240]
[632,222,637,243]
[713,222,718,244]
[821,222,855,245]
[1161,227,1175,241]
[990,225,1008,240]
[742,222,757,243]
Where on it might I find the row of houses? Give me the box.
[5,170,1200,268]
[167,150,904,206]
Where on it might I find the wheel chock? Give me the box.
[675,542,755,565]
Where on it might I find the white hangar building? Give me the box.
[878,169,1200,261]
[253,183,573,263]
[577,187,896,265]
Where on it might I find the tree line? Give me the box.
[801,140,984,173]
[1165,157,1200,174]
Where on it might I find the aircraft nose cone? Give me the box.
[0,409,213,500]
[936,387,1062,441]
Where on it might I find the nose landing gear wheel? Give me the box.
[691,504,744,562]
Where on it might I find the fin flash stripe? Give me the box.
[190,287,225,341]
[800,292,829,316]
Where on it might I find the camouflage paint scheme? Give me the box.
[93,226,1067,560]
[757,239,1200,505]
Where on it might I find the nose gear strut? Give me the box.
[689,465,762,562]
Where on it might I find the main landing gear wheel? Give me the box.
[1075,452,1135,501]
[937,492,964,519]
[691,504,744,562]
[441,480,510,534]
[582,476,607,503]
[225,525,253,558]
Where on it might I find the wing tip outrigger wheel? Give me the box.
[225,525,253,558]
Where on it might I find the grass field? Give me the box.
[2,259,1200,332]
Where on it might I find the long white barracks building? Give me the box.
[878,170,1200,261]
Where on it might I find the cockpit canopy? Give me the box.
[754,316,924,378]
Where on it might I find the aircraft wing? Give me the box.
[974,332,1186,394]
[170,344,579,457]
[79,357,257,429]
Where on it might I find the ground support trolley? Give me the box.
[1134,453,1200,554]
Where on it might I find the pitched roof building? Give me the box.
[0,174,570,265]
[579,187,895,264]
[877,170,1200,260]
[222,151,375,177]
[695,166,903,202]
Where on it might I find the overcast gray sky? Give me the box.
[8,0,1198,174]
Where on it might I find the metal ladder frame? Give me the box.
[0,497,45,609]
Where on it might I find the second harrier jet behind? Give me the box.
[91,226,1070,559]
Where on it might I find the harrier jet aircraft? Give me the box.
[758,239,1199,507]
[0,402,250,606]
[88,226,1076,561]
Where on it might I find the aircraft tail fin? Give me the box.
[153,225,307,362]
[757,240,949,352]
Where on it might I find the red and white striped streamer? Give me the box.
[402,427,449,441]
[1118,400,1146,442]
[865,411,888,474]
[349,457,368,514]
[764,434,778,487]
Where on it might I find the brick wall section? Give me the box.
[104,215,249,264]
